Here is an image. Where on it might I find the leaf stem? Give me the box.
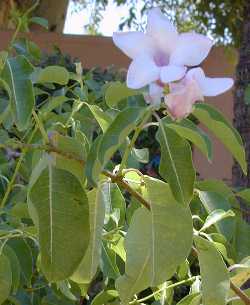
[7,18,22,53]
[230,281,250,305]
[129,276,198,304]
[32,110,49,144]
[0,141,152,211]
[117,107,153,176]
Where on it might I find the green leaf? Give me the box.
[40,96,69,115]
[195,179,235,200]
[71,186,106,284]
[116,208,151,304]
[105,81,140,108]
[176,293,201,305]
[37,66,69,85]
[200,209,235,232]
[156,120,195,205]
[233,214,250,261]
[144,177,193,285]
[197,191,235,241]
[28,157,89,282]
[91,290,119,305]
[0,252,12,305]
[13,38,41,62]
[84,103,113,132]
[103,182,126,228]
[236,189,250,204]
[194,236,230,305]
[7,238,33,287]
[49,132,86,181]
[3,245,20,293]
[193,103,247,175]
[163,117,212,161]
[131,148,149,164]
[101,241,120,280]
[117,178,193,303]
[98,107,146,166]
[2,55,35,131]
[30,17,49,29]
[85,135,103,186]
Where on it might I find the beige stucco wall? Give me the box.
[0,31,237,183]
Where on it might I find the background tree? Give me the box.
[233,1,250,190]
[0,0,68,32]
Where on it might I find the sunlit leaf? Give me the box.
[200,209,235,232]
[2,55,35,130]
[28,157,89,282]
[37,66,69,85]
[194,236,230,305]
[105,81,140,108]
[163,117,212,161]
[193,103,247,175]
[71,186,106,284]
[156,120,195,205]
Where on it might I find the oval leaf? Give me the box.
[156,120,195,205]
[37,66,69,85]
[0,253,12,305]
[163,117,212,161]
[105,81,140,108]
[28,157,89,282]
[98,107,146,166]
[117,178,193,303]
[200,209,235,232]
[71,186,106,284]
[194,236,230,305]
[2,55,35,131]
[193,103,247,175]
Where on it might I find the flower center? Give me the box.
[154,52,169,67]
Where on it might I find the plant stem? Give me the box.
[0,141,152,211]
[117,108,153,176]
[7,19,22,53]
[32,110,49,144]
[0,128,37,208]
[230,281,250,305]
[104,170,151,210]
[129,276,198,304]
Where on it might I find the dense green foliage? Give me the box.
[0,6,249,305]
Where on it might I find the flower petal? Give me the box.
[166,78,204,120]
[127,54,160,89]
[170,32,213,66]
[146,8,178,55]
[200,77,234,96]
[113,31,155,59]
[187,68,234,96]
[160,65,187,83]
[144,82,163,106]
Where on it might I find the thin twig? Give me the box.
[0,141,152,211]
[103,170,151,210]
[230,281,250,305]
[117,107,153,176]
[129,276,198,304]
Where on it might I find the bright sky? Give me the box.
[63,0,143,36]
